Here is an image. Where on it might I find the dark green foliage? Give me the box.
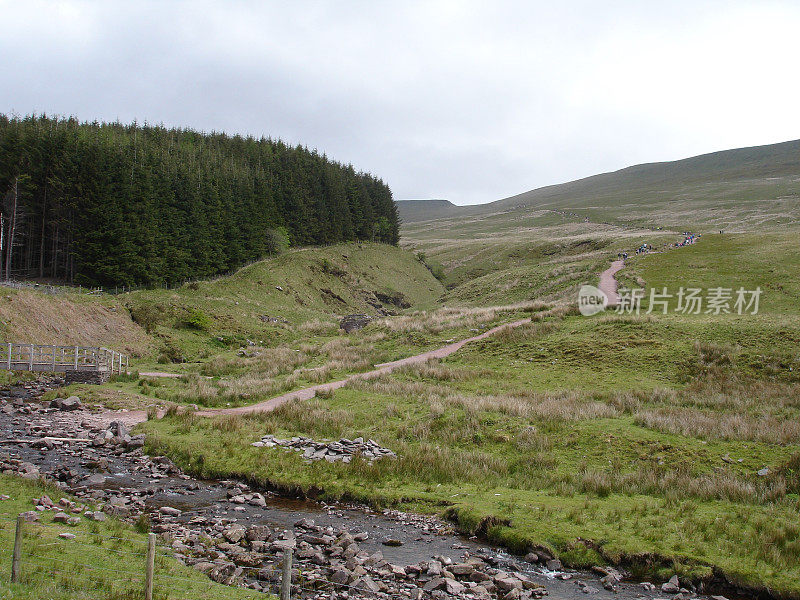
[182,308,212,331]
[0,114,399,286]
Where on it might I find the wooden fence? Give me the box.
[0,343,128,374]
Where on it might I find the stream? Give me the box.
[0,381,735,600]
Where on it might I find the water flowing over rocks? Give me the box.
[0,382,732,600]
[252,434,397,463]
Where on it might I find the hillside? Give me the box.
[493,138,800,211]
[0,114,399,287]
[395,199,464,223]
[402,138,800,233]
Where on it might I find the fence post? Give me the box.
[7,343,11,370]
[28,344,34,370]
[280,547,293,600]
[74,346,79,369]
[11,513,23,583]
[145,532,155,600]
[51,345,56,372]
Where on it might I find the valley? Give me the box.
[1,139,799,600]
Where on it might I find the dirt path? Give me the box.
[198,318,531,417]
[599,259,625,306]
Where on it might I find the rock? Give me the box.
[127,435,146,450]
[59,532,76,539]
[503,588,521,600]
[52,512,70,523]
[159,506,182,517]
[246,525,271,542]
[224,524,246,544]
[639,582,657,591]
[353,576,381,593]
[661,575,681,594]
[545,559,562,571]
[330,568,353,585]
[85,511,106,522]
[424,577,446,592]
[495,577,523,592]
[451,563,475,577]
[524,552,539,564]
[340,314,372,333]
[601,574,619,591]
[757,467,769,477]
[294,518,315,528]
[20,511,40,522]
[382,537,403,547]
[445,578,466,595]
[108,421,128,438]
[52,396,82,411]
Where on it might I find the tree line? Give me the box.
[0,114,399,287]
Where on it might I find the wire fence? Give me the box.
[1,511,401,599]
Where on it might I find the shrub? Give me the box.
[127,302,169,333]
[183,308,212,332]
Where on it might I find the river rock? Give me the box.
[52,396,82,411]
[661,575,681,593]
[224,524,246,543]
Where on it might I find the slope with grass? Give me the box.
[0,288,152,357]
[141,230,800,598]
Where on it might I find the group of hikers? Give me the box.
[674,232,700,247]
[616,231,701,262]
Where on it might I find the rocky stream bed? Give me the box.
[0,380,738,600]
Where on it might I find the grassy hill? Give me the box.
[6,139,800,597]
[402,138,800,236]
[395,199,466,223]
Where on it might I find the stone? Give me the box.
[445,578,466,595]
[451,563,475,577]
[330,568,353,585]
[382,537,403,547]
[246,525,271,542]
[224,524,247,544]
[661,576,681,594]
[52,512,70,523]
[159,506,182,517]
[545,559,562,571]
[52,396,82,411]
[503,588,521,600]
[353,576,381,593]
[495,577,523,592]
[85,511,106,522]
[424,577,446,592]
[59,532,76,539]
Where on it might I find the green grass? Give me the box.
[0,474,262,600]
[141,378,800,595]
[139,229,800,597]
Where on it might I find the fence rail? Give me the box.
[0,343,128,374]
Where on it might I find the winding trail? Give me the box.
[199,318,531,417]
[598,259,625,307]
[117,256,631,422]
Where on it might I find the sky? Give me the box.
[2,1,800,206]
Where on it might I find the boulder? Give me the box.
[223,524,247,544]
[662,576,681,594]
[53,396,82,411]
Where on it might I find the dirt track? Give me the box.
[112,259,629,423]
[199,318,531,417]
[599,259,625,306]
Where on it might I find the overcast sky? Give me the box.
[2,1,799,205]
